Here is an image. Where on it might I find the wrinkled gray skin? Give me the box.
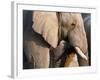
[23,11,89,69]
[82,13,91,65]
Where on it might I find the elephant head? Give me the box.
[32,11,89,67]
[57,12,89,66]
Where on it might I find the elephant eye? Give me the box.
[71,23,76,30]
[71,23,75,26]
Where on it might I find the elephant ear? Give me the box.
[32,11,58,48]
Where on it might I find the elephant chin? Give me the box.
[75,47,88,61]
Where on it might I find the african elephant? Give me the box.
[32,11,89,67]
[23,11,89,68]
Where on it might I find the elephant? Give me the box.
[23,11,89,69]
[32,11,89,67]
[23,11,51,68]
[82,13,91,65]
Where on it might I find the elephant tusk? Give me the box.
[75,47,88,61]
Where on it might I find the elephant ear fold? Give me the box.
[32,11,58,48]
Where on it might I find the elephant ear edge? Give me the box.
[32,11,59,48]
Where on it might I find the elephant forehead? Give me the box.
[60,13,73,23]
[60,12,81,22]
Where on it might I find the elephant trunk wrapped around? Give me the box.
[23,11,89,68]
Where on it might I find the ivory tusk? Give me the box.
[75,47,88,61]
